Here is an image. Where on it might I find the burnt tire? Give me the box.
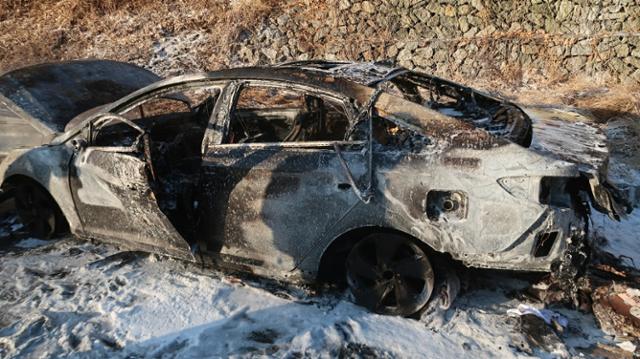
[493,105,533,147]
[14,182,67,239]
[346,234,434,316]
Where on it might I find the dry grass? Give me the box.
[496,77,640,122]
[1,0,638,123]
[0,0,284,73]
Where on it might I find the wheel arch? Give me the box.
[0,147,81,232]
[316,225,447,283]
[2,174,70,230]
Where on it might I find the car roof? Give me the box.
[102,61,406,114]
[275,60,406,85]
[0,60,161,133]
[60,62,503,150]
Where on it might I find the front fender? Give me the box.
[0,145,82,231]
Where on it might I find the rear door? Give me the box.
[69,114,194,261]
[198,82,367,272]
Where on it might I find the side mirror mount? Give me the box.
[71,138,87,152]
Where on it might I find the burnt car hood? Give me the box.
[524,106,630,219]
[0,60,160,133]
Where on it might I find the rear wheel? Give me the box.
[14,182,67,239]
[346,234,434,316]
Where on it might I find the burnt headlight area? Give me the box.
[426,190,468,222]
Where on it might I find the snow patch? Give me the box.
[13,238,51,249]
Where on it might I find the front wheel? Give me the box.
[14,182,67,239]
[346,234,435,316]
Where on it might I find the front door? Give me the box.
[69,115,193,260]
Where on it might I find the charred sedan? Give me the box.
[0,60,627,316]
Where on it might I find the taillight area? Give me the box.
[539,177,575,208]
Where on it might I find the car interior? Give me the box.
[88,85,357,242]
[226,86,351,144]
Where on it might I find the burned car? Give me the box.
[0,60,628,316]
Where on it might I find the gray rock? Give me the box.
[405,41,420,52]
[280,45,291,59]
[361,1,376,14]
[387,45,399,58]
[477,25,496,36]
[458,5,472,16]
[557,1,573,20]
[565,55,586,69]
[453,48,468,64]
[608,58,631,75]
[464,27,478,37]
[414,8,431,23]
[624,56,640,69]
[615,43,630,57]
[459,16,470,32]
[470,0,484,11]
[414,46,434,64]
[433,49,448,63]
[571,40,592,56]
[600,11,627,20]
[338,0,351,10]
[552,45,566,57]
[277,14,289,27]
[397,47,414,63]
[467,15,481,27]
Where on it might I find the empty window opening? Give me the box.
[227,86,350,144]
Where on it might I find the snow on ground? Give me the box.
[0,236,614,358]
[593,207,640,268]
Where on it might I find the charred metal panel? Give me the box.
[198,143,367,277]
[70,148,193,261]
[0,103,46,159]
[0,145,83,231]
[0,60,160,132]
[526,107,609,176]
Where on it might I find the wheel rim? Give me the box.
[15,184,56,238]
[346,235,434,316]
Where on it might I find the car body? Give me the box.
[0,60,627,315]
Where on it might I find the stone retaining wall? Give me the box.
[231,0,640,84]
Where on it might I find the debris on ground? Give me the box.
[592,284,640,338]
[507,304,568,331]
[511,313,568,357]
